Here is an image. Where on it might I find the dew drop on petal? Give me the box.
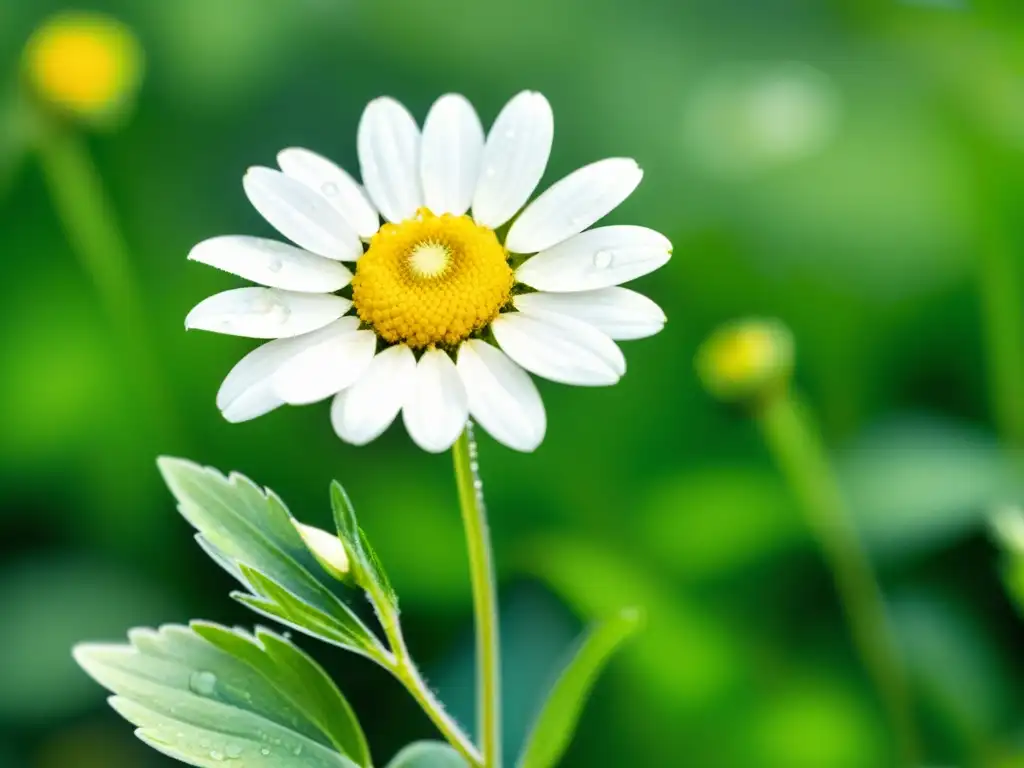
[321,181,340,198]
[593,250,614,269]
[209,750,224,761]
[225,743,243,759]
[266,301,291,324]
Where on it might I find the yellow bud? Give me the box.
[696,317,794,405]
[22,12,144,125]
[292,520,350,581]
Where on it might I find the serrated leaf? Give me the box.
[517,609,642,768]
[157,458,381,655]
[330,481,396,608]
[235,565,380,658]
[193,623,371,766]
[75,623,365,768]
[330,481,361,545]
[386,741,468,767]
[359,530,396,603]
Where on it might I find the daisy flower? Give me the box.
[186,91,671,453]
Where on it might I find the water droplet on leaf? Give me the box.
[189,670,218,696]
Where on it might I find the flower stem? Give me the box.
[755,392,919,767]
[452,425,502,768]
[34,116,177,443]
[369,575,482,766]
[976,171,1024,448]
[387,634,483,767]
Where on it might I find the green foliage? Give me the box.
[518,609,641,768]
[386,741,469,767]
[331,480,397,613]
[524,534,747,709]
[637,466,802,580]
[157,457,384,657]
[837,418,1022,560]
[193,623,371,765]
[74,623,369,767]
[233,565,379,658]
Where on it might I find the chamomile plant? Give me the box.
[74,91,662,767]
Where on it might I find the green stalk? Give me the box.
[756,392,919,767]
[975,151,1024,449]
[453,425,502,768]
[366,561,482,766]
[34,117,177,442]
[387,630,483,767]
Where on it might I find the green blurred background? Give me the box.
[3,0,1024,765]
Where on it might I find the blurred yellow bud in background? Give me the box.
[292,520,351,582]
[696,317,794,405]
[22,12,144,126]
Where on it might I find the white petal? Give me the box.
[270,318,378,405]
[217,334,321,420]
[420,94,485,217]
[491,310,625,386]
[402,348,468,453]
[471,91,553,229]
[189,236,352,293]
[505,158,643,254]
[186,288,351,339]
[243,167,361,261]
[357,97,422,223]
[513,288,665,340]
[515,226,671,292]
[331,344,416,445]
[221,381,284,423]
[457,340,546,452]
[278,147,380,239]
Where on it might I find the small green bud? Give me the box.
[292,520,351,581]
[696,317,794,405]
[22,12,144,127]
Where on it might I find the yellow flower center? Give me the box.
[352,210,513,349]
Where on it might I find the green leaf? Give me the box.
[517,608,642,768]
[193,623,372,766]
[330,481,397,608]
[522,535,747,709]
[835,417,1022,560]
[74,623,366,767]
[386,741,468,767]
[1003,559,1024,616]
[157,458,382,656]
[235,565,380,658]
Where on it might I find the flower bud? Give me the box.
[696,317,794,405]
[22,12,144,126]
[292,520,350,581]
